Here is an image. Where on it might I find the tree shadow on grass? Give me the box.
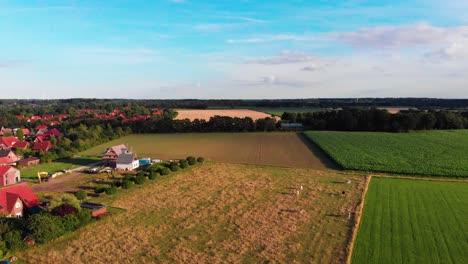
[56,157,101,166]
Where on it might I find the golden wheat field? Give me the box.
[19,163,367,263]
[175,109,278,121]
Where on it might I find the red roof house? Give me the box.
[0,166,21,186]
[0,182,40,217]
[0,149,20,166]
[34,134,48,143]
[0,136,20,149]
[13,141,30,150]
[45,128,62,137]
[32,141,52,152]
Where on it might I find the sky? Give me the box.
[0,0,467,99]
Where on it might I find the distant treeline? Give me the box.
[282,108,468,132]
[1,98,468,110]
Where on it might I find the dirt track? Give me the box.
[175,109,279,121]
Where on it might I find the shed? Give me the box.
[80,202,107,218]
[17,157,40,167]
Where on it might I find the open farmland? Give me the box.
[252,107,325,116]
[304,130,468,177]
[352,178,468,264]
[175,109,277,121]
[19,163,367,263]
[81,133,336,169]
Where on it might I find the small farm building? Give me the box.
[17,157,41,167]
[80,202,107,218]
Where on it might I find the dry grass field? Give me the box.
[80,133,336,169]
[175,109,278,121]
[19,163,367,263]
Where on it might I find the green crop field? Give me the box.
[304,130,468,177]
[352,178,468,264]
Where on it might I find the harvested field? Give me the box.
[19,163,367,263]
[175,109,277,121]
[352,178,468,264]
[81,133,336,169]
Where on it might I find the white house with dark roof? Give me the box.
[116,153,139,171]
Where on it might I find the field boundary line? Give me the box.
[345,175,372,264]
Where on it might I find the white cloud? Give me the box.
[246,51,318,64]
[335,23,468,49]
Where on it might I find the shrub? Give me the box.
[179,160,189,169]
[197,157,205,163]
[47,193,81,212]
[105,186,117,195]
[28,214,66,243]
[77,209,92,227]
[94,186,107,194]
[135,175,146,185]
[187,156,197,165]
[170,162,180,172]
[122,180,135,189]
[123,175,134,182]
[51,204,78,217]
[137,171,146,177]
[61,215,80,232]
[3,230,25,251]
[160,168,170,176]
[74,190,87,201]
[148,172,157,180]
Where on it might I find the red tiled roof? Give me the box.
[0,136,20,148]
[36,125,48,130]
[0,182,40,215]
[0,165,13,176]
[32,141,52,152]
[22,128,30,135]
[45,128,62,137]
[14,141,30,149]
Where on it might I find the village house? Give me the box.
[0,182,40,217]
[17,157,40,167]
[116,153,139,171]
[103,144,130,166]
[0,166,21,186]
[32,141,53,152]
[13,141,30,150]
[0,136,20,149]
[0,149,20,166]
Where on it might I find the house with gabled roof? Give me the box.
[32,141,52,152]
[0,166,21,186]
[0,182,40,218]
[0,136,20,149]
[116,153,139,171]
[0,149,20,166]
[103,144,129,166]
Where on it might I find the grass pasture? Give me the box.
[80,133,336,169]
[304,130,468,177]
[19,163,367,263]
[352,178,468,264]
[19,157,100,179]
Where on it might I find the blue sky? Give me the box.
[0,0,467,99]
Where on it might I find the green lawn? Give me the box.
[304,130,468,177]
[20,157,100,178]
[352,177,468,264]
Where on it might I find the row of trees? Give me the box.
[282,108,468,132]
